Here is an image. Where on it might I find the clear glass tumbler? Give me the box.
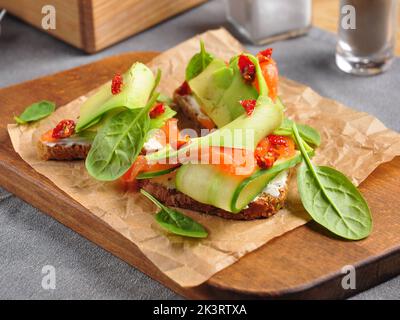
[336,0,398,75]
[225,0,312,45]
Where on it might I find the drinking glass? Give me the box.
[336,0,398,75]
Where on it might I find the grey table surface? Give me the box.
[0,0,399,300]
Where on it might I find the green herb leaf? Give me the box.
[14,100,55,124]
[85,70,162,181]
[140,189,208,238]
[185,40,214,81]
[85,91,159,181]
[293,123,372,240]
[275,118,321,147]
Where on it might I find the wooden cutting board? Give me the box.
[1,52,400,299]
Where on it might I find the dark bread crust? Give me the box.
[37,140,90,160]
[137,178,289,220]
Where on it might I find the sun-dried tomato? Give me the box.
[254,135,295,169]
[111,73,123,95]
[255,138,276,169]
[256,154,276,169]
[238,54,256,83]
[52,120,76,139]
[258,48,273,61]
[268,134,288,146]
[175,81,192,96]
[240,99,257,116]
[149,103,166,118]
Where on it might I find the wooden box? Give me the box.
[0,0,207,53]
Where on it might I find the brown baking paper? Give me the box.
[8,28,400,287]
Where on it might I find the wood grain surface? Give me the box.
[0,0,83,49]
[1,52,400,299]
[0,0,208,53]
[313,0,400,55]
[82,0,208,53]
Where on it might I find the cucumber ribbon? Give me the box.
[146,54,300,213]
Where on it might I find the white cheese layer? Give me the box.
[250,170,289,204]
[186,95,214,123]
[44,136,91,148]
[261,170,289,198]
[186,95,206,117]
[143,137,164,154]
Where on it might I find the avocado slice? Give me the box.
[188,56,258,128]
[76,62,155,132]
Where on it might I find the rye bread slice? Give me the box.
[137,173,289,221]
[37,139,91,160]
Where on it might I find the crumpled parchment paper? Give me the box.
[8,28,400,287]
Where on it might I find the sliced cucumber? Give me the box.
[76,62,155,132]
[231,152,302,212]
[189,58,258,127]
[176,152,302,213]
[146,96,283,165]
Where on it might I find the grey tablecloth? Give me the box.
[0,0,399,300]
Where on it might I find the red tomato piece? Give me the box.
[111,73,123,95]
[52,120,76,139]
[255,135,295,169]
[149,103,166,118]
[238,54,256,83]
[175,81,192,96]
[239,99,257,116]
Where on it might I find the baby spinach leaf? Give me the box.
[15,100,55,124]
[85,91,159,181]
[293,123,372,240]
[140,189,208,238]
[275,118,321,147]
[185,40,214,81]
[85,69,162,181]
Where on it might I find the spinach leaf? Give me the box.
[15,100,55,124]
[275,118,321,147]
[85,91,159,181]
[140,189,208,238]
[293,123,372,240]
[185,40,214,81]
[85,69,162,181]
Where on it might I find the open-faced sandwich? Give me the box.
[31,41,372,240]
